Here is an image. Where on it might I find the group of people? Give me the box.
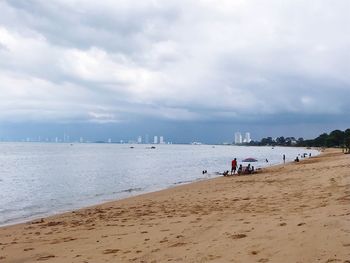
[294,152,311,162]
[222,152,313,177]
[223,158,255,176]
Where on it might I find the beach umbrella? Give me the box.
[242,157,258,162]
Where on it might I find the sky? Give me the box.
[0,0,350,143]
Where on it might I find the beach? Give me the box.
[0,149,349,263]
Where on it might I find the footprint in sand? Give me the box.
[325,259,342,262]
[103,249,120,254]
[228,233,247,239]
[170,242,187,247]
[208,255,221,260]
[258,258,269,262]
[37,255,55,261]
[160,238,168,243]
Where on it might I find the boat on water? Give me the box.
[145,146,156,149]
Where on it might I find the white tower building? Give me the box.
[244,132,251,143]
[137,136,142,144]
[234,132,242,144]
[153,136,158,144]
[159,136,164,144]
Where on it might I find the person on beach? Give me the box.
[237,164,243,175]
[295,156,299,162]
[231,158,237,175]
[244,164,251,174]
[283,154,286,163]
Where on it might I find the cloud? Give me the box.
[0,0,350,126]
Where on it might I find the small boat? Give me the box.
[242,157,258,162]
[145,146,156,149]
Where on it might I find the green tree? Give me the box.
[313,133,328,147]
[276,136,285,145]
[328,130,345,147]
[260,137,274,146]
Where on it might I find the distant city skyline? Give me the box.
[0,122,348,145]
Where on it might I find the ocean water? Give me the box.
[0,143,318,226]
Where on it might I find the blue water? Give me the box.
[0,143,318,226]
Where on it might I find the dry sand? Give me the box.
[0,149,349,263]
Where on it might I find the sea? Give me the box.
[0,143,319,226]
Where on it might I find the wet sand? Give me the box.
[0,149,349,263]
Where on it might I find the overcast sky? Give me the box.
[0,0,350,143]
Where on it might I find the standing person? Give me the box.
[283,154,286,164]
[231,158,237,175]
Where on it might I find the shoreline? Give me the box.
[0,146,316,228]
[1,148,348,262]
[0,174,218,229]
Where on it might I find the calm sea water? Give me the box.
[0,143,318,226]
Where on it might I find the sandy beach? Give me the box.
[0,149,349,263]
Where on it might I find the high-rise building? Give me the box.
[145,134,149,144]
[244,132,251,143]
[63,132,69,142]
[153,136,158,144]
[159,136,164,144]
[137,136,142,144]
[234,132,242,144]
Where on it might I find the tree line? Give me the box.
[245,129,350,152]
